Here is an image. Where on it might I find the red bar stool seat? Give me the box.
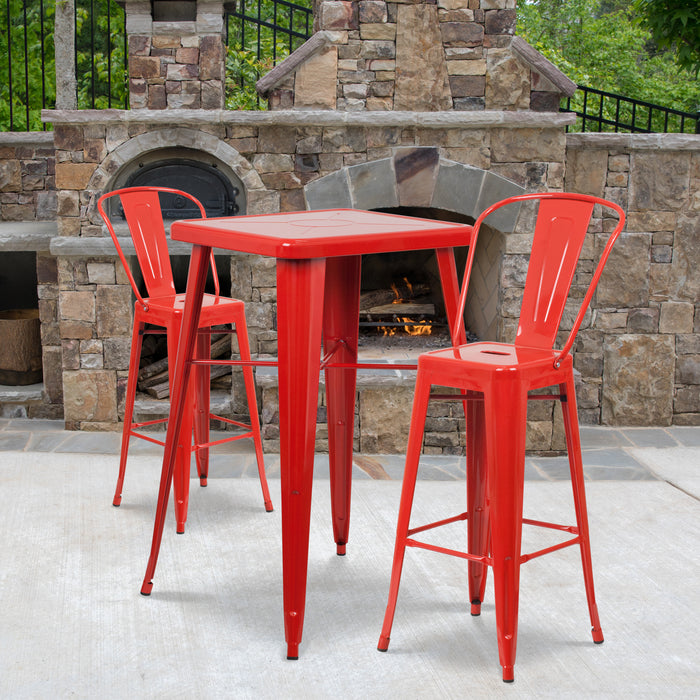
[378,192,626,682]
[97,186,272,533]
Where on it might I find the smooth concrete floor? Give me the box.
[0,420,698,698]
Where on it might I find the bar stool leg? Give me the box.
[236,312,273,512]
[465,392,490,615]
[484,383,527,683]
[193,330,210,486]
[378,376,432,652]
[559,377,604,643]
[114,316,145,507]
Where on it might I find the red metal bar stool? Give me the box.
[378,192,626,682]
[97,186,272,533]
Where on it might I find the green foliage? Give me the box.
[0,0,56,131]
[633,0,700,76]
[225,49,274,111]
[1,0,315,126]
[75,0,128,110]
[0,0,126,131]
[225,0,313,110]
[517,0,700,131]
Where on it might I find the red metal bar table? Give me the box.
[139,208,474,659]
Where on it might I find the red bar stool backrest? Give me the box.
[516,196,595,350]
[97,186,213,308]
[452,192,625,366]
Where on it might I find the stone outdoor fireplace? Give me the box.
[1,0,696,452]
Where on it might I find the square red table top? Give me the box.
[170,208,472,259]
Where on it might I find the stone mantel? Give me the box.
[49,236,228,257]
[0,132,55,147]
[42,108,576,130]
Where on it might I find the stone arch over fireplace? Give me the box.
[304,148,526,341]
[85,127,268,224]
[305,148,525,220]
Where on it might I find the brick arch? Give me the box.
[85,128,270,224]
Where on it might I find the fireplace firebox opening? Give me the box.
[359,207,473,347]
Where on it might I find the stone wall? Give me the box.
[565,133,700,428]
[15,106,688,452]
[39,109,568,445]
[1,115,698,448]
[0,133,62,419]
[0,133,56,222]
[2,115,699,444]
[258,0,575,112]
[124,0,226,109]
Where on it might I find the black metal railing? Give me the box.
[562,85,700,135]
[1,0,54,131]
[227,0,312,56]
[224,0,313,109]
[74,0,128,111]
[0,0,127,131]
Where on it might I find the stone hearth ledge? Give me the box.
[0,222,56,251]
[42,108,576,130]
[49,237,232,257]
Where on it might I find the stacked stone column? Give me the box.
[268,0,561,112]
[124,0,226,109]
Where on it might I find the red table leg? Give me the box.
[168,318,195,534]
[141,244,211,595]
[435,247,466,346]
[276,257,327,660]
[322,256,361,556]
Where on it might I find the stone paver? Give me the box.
[0,419,692,482]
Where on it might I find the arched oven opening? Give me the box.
[111,146,248,216]
[124,158,239,218]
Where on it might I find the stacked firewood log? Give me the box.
[137,330,233,399]
[359,281,435,318]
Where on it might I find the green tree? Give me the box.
[633,0,700,76]
[517,0,700,126]
[0,0,56,130]
[0,0,127,130]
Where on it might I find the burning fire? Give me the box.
[380,277,432,336]
[401,318,432,335]
[390,278,414,302]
